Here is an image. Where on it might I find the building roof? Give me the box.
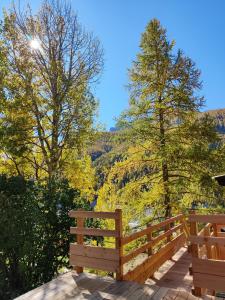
[212,174,225,186]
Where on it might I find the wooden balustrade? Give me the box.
[121,214,186,283]
[189,211,225,297]
[69,209,188,284]
[69,209,122,278]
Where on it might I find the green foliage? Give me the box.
[96,19,225,227]
[0,175,99,299]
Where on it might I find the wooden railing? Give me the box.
[189,211,225,296]
[121,214,187,283]
[69,209,189,283]
[69,209,123,280]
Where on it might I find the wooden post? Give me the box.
[75,209,84,274]
[147,223,153,256]
[212,223,220,259]
[204,224,215,296]
[115,209,123,280]
[190,210,202,297]
[182,216,190,238]
[166,223,171,243]
[204,225,212,259]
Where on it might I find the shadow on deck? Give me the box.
[16,247,218,300]
[147,247,192,291]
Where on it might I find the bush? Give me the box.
[0,175,97,299]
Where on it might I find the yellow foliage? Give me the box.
[63,151,96,198]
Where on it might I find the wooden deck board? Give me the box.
[146,247,193,291]
[15,247,220,300]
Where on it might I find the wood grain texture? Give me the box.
[121,223,183,264]
[70,254,120,272]
[123,233,185,282]
[122,214,183,246]
[189,235,225,246]
[192,257,225,277]
[70,227,119,237]
[193,272,225,291]
[75,208,84,274]
[70,244,119,261]
[16,249,207,300]
[189,210,202,297]
[189,214,225,224]
[69,210,119,219]
[115,208,123,280]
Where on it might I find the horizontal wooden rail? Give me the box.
[189,214,225,224]
[123,233,185,283]
[190,235,225,246]
[192,257,225,277]
[192,257,225,292]
[70,255,120,273]
[189,211,225,296]
[70,243,120,272]
[69,210,119,219]
[121,223,183,264]
[69,210,186,283]
[70,244,119,261]
[121,214,183,246]
[69,209,122,278]
[70,227,119,237]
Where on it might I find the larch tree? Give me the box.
[0,0,103,179]
[98,19,222,220]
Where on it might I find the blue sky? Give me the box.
[1,1,225,129]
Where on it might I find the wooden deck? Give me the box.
[16,247,223,300]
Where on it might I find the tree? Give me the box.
[97,19,223,220]
[0,0,103,179]
[0,175,101,299]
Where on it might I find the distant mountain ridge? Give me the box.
[204,108,225,134]
[89,108,225,162]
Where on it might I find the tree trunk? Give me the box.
[162,161,171,217]
[159,103,171,218]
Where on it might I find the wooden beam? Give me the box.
[121,223,183,265]
[75,209,84,274]
[123,233,185,282]
[189,235,225,246]
[182,216,190,238]
[193,272,225,291]
[204,225,213,259]
[147,223,153,256]
[189,214,225,224]
[192,257,225,277]
[70,254,119,273]
[212,223,220,259]
[121,214,183,246]
[134,247,174,284]
[115,209,123,280]
[69,210,119,219]
[70,244,119,261]
[70,227,118,237]
[198,223,212,237]
[189,210,202,297]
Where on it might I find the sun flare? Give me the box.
[30,39,41,50]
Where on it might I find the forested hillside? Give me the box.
[206,108,225,134]
[91,108,225,159]
[92,117,225,230]
[92,109,224,220]
[91,108,225,163]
